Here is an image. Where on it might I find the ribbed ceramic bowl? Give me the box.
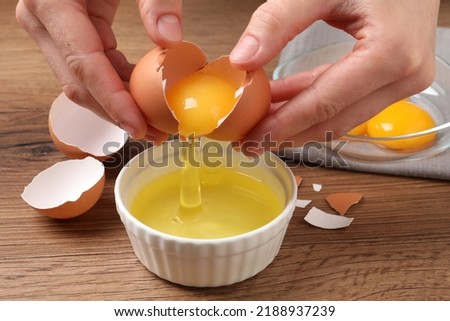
[274,41,450,162]
[114,140,297,287]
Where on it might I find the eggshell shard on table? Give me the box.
[326,192,363,215]
[312,183,322,192]
[294,175,303,187]
[295,199,312,208]
[21,157,105,219]
[49,92,128,160]
[304,207,354,229]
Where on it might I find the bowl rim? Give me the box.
[114,141,298,246]
[273,42,450,141]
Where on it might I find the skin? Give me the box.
[15,0,179,142]
[232,0,440,153]
[16,0,440,152]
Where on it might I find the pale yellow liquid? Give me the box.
[129,163,284,239]
[179,138,202,208]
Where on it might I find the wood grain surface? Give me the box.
[1,0,450,300]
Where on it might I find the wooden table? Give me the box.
[2,0,450,301]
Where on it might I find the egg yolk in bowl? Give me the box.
[348,100,437,151]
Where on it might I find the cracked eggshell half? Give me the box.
[49,92,128,160]
[129,41,271,141]
[21,157,105,219]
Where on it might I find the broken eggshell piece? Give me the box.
[129,41,271,140]
[205,58,271,141]
[21,157,105,219]
[304,207,354,230]
[49,92,128,160]
[326,192,363,215]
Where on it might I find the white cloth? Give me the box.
[277,21,450,180]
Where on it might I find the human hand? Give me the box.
[16,0,182,142]
[230,0,440,153]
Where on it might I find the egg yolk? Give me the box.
[347,121,367,136]
[366,100,436,150]
[165,71,239,138]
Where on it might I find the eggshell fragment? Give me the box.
[312,183,322,192]
[206,61,271,141]
[326,192,363,215]
[130,42,207,134]
[294,175,303,187]
[49,92,128,160]
[21,157,105,219]
[304,207,354,229]
[295,199,312,208]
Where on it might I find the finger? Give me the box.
[23,0,148,139]
[145,125,170,145]
[87,0,135,80]
[137,0,183,47]
[283,82,428,147]
[271,64,331,102]
[243,62,435,153]
[230,0,332,69]
[241,43,435,151]
[16,2,95,110]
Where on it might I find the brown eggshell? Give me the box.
[129,42,207,134]
[130,41,271,141]
[206,60,271,141]
[326,192,363,215]
[294,175,303,187]
[49,93,128,160]
[21,157,105,219]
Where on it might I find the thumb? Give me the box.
[230,0,331,70]
[137,0,183,47]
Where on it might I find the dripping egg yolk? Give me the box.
[366,100,437,150]
[165,71,239,138]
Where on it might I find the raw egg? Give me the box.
[367,100,437,150]
[346,100,437,151]
[129,41,271,140]
[165,70,238,138]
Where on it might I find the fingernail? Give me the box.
[157,15,182,43]
[230,35,260,63]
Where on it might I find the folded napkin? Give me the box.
[277,21,450,180]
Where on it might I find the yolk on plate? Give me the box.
[366,100,436,150]
[165,71,238,138]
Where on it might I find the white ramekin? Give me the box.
[114,140,297,287]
